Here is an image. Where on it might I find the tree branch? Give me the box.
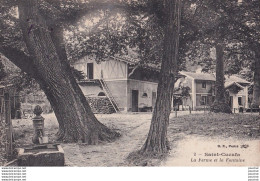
[0,45,37,78]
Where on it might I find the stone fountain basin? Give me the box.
[17,144,64,166]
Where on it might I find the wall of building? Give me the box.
[176,77,215,110]
[127,79,158,112]
[73,56,128,80]
[79,84,103,97]
[105,80,128,111]
[229,89,248,109]
[195,80,214,94]
[78,80,127,111]
[195,94,214,108]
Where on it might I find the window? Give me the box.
[201,96,207,105]
[142,93,148,98]
[98,92,106,96]
[202,81,206,88]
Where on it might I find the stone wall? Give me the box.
[86,97,116,114]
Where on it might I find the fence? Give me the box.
[0,92,14,159]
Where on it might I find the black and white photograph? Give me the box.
[0,0,259,179]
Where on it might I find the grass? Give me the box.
[127,112,260,166]
[168,112,260,140]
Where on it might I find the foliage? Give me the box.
[1,0,259,75]
[174,85,191,98]
[71,66,86,81]
[183,0,259,79]
[0,60,6,81]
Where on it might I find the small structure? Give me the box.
[15,105,64,166]
[32,105,48,144]
[17,144,64,166]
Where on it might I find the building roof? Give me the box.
[180,71,250,85]
[112,56,139,65]
[225,75,250,85]
[74,54,161,72]
[180,71,216,81]
[225,81,245,90]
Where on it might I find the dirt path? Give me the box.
[62,113,152,166]
[62,111,201,166]
[62,111,205,166]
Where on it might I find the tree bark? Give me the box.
[17,0,119,143]
[210,41,232,113]
[140,0,181,155]
[252,49,260,108]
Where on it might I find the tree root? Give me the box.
[56,128,65,141]
[126,150,167,166]
[55,124,121,144]
[98,125,121,142]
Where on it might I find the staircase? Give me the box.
[99,79,120,113]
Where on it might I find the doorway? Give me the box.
[132,90,139,112]
[238,97,242,106]
[87,63,94,79]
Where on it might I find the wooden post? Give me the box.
[1,98,4,121]
[175,109,177,118]
[4,93,13,157]
[234,108,235,113]
[189,106,191,114]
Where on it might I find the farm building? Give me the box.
[175,71,250,110]
[73,56,251,113]
[73,56,160,113]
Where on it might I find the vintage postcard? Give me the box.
[0,0,259,179]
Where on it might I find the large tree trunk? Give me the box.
[251,49,260,108]
[17,0,119,143]
[210,42,232,113]
[140,0,181,155]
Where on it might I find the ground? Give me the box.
[1,111,259,166]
